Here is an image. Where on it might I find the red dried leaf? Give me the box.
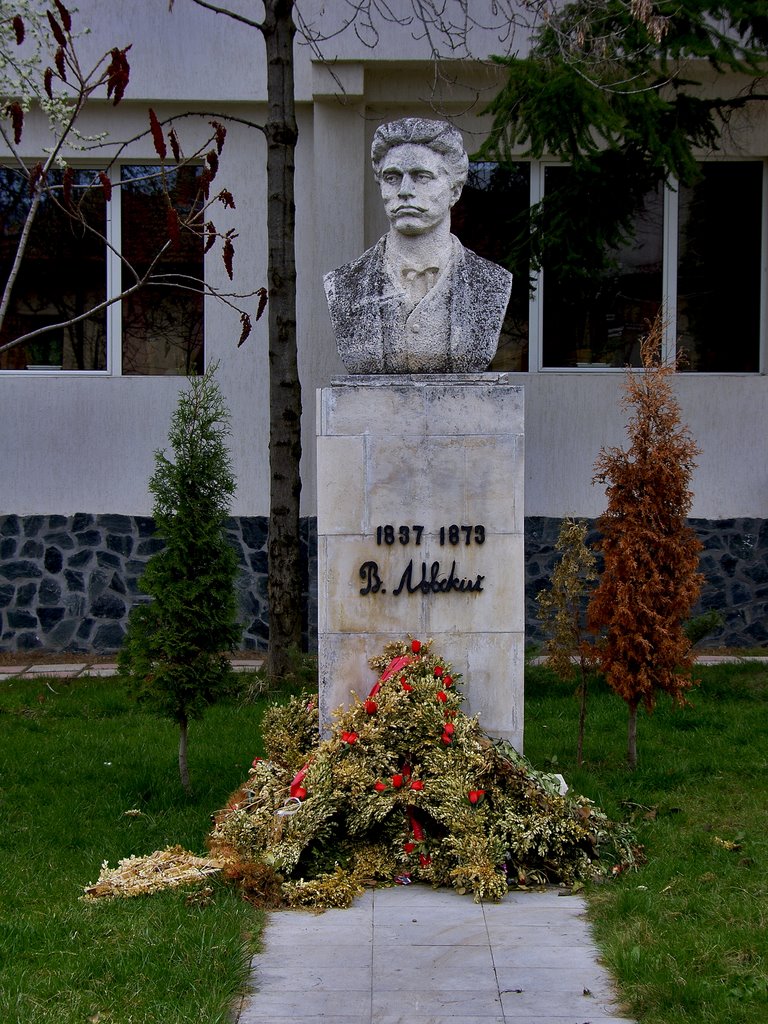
[46,9,66,47]
[217,189,235,210]
[168,127,181,163]
[106,46,131,105]
[222,235,234,280]
[62,165,74,208]
[211,120,226,155]
[98,171,112,202]
[149,108,167,160]
[256,287,268,321]
[12,15,24,45]
[206,149,218,180]
[44,67,54,99]
[199,167,212,200]
[166,207,181,249]
[53,0,72,32]
[7,102,23,145]
[237,312,252,347]
[29,162,45,194]
[54,45,66,81]
[203,221,217,254]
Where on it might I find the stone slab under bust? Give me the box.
[316,374,525,747]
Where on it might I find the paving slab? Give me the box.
[235,887,637,1024]
[0,658,263,679]
[3,651,757,685]
[26,662,88,675]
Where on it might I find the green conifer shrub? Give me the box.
[119,365,241,792]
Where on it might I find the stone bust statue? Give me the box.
[324,118,513,374]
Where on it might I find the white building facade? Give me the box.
[1,0,766,651]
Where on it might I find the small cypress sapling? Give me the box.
[587,319,703,769]
[536,518,597,766]
[119,364,241,792]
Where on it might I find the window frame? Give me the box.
[528,157,768,375]
[0,161,206,377]
[0,162,111,377]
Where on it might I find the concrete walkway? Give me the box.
[0,661,120,678]
[0,659,262,679]
[0,653,763,682]
[234,885,637,1024]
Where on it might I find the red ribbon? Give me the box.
[379,654,412,684]
[289,762,310,799]
[407,805,424,842]
[366,654,412,703]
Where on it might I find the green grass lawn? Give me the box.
[0,674,269,1024]
[525,661,768,1024]
[2,662,766,1024]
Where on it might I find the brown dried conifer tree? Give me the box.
[587,319,703,769]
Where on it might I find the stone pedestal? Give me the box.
[317,374,525,749]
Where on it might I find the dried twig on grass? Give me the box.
[82,845,222,900]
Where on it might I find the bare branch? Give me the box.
[171,0,263,31]
[143,273,264,304]
[78,111,266,161]
[293,0,531,56]
[0,248,166,357]
[0,188,43,337]
[0,3,271,367]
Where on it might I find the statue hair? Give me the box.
[371,118,469,189]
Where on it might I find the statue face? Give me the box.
[378,143,461,237]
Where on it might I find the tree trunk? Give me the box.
[179,715,190,793]
[627,703,638,771]
[262,0,302,683]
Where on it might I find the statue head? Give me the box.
[371,118,469,191]
[370,119,468,239]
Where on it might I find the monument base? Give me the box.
[317,374,525,749]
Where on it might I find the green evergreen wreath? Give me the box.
[211,638,640,908]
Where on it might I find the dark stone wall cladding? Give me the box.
[0,514,317,654]
[525,516,768,649]
[0,513,764,653]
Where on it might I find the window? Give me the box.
[0,163,204,374]
[120,165,204,376]
[456,158,765,373]
[452,161,530,372]
[541,166,663,369]
[677,162,762,372]
[0,168,107,370]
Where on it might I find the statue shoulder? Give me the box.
[452,241,513,319]
[456,241,513,288]
[324,237,387,299]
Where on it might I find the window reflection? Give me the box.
[0,168,107,370]
[542,165,663,368]
[677,162,761,372]
[452,161,530,372]
[121,164,204,375]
